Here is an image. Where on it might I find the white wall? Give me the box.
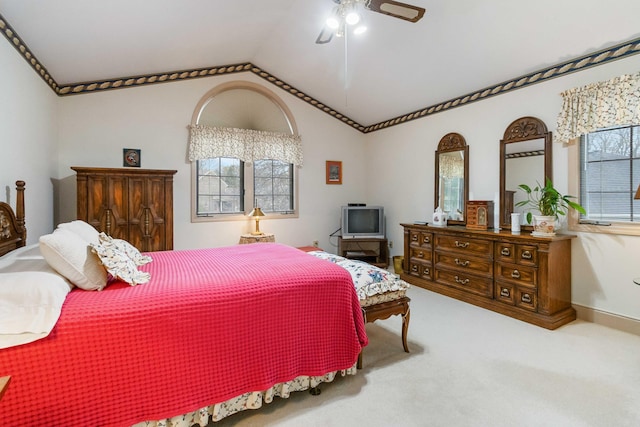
[0,38,58,242]
[366,54,640,321]
[56,73,368,252]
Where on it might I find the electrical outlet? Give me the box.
[313,240,319,247]
[389,241,393,248]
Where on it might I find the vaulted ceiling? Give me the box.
[2,0,639,132]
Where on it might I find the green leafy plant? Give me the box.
[515,178,586,224]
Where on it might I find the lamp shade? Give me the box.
[248,207,265,218]
[635,184,640,200]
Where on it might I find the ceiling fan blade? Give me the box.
[315,26,334,44]
[366,0,426,23]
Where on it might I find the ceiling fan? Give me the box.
[316,0,426,44]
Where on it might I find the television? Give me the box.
[341,206,385,239]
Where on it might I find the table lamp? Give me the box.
[248,207,265,235]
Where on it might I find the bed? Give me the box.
[0,181,368,426]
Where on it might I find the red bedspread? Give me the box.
[0,243,367,426]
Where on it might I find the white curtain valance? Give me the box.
[555,71,640,145]
[188,125,303,166]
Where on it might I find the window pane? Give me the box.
[197,158,243,216]
[255,177,273,195]
[580,126,639,223]
[253,159,293,213]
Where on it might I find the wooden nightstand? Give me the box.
[239,233,275,244]
[0,376,10,400]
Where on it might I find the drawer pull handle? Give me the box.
[454,275,470,285]
[423,268,430,276]
[411,265,418,272]
[511,270,521,279]
[455,258,469,267]
[522,250,532,260]
[500,288,510,297]
[521,294,532,303]
[411,234,418,241]
[501,247,511,256]
[418,251,424,258]
[423,236,430,244]
[454,240,469,248]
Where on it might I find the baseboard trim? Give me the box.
[574,304,640,336]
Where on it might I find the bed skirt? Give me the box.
[136,364,357,426]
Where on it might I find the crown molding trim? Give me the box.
[2,12,639,134]
[0,14,58,92]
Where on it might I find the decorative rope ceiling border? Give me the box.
[2,13,639,134]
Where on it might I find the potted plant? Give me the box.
[515,178,586,236]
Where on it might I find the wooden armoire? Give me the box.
[72,167,177,251]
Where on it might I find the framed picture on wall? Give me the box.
[123,148,141,167]
[326,160,342,185]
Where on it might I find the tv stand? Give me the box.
[338,237,389,268]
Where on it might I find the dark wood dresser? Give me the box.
[401,223,576,329]
[72,167,177,251]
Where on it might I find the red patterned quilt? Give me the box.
[0,243,367,426]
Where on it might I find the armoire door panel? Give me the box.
[73,167,176,252]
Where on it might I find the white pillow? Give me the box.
[98,233,152,266]
[0,271,72,348]
[90,242,151,286]
[39,229,108,291]
[57,220,100,244]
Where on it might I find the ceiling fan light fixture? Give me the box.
[353,24,367,35]
[326,15,340,29]
[345,10,361,25]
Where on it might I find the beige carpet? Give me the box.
[213,286,640,426]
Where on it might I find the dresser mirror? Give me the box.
[499,116,552,230]
[434,133,469,225]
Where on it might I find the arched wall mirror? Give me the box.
[499,116,552,230]
[434,133,469,225]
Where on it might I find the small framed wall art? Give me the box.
[123,148,141,167]
[326,160,342,185]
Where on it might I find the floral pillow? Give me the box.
[98,233,152,266]
[90,242,150,286]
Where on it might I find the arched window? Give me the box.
[188,82,302,222]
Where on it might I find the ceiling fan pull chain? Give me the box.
[344,27,349,108]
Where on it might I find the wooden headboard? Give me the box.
[0,181,26,257]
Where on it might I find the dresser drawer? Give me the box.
[434,252,493,276]
[410,247,432,262]
[434,234,492,258]
[410,230,432,248]
[495,282,538,311]
[495,262,537,287]
[495,243,538,266]
[495,282,515,305]
[434,268,493,297]
[516,287,538,311]
[409,261,432,280]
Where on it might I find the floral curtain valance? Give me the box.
[555,71,640,145]
[188,125,303,166]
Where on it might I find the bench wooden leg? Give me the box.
[358,297,411,368]
[402,306,410,353]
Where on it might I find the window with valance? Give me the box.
[559,71,640,234]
